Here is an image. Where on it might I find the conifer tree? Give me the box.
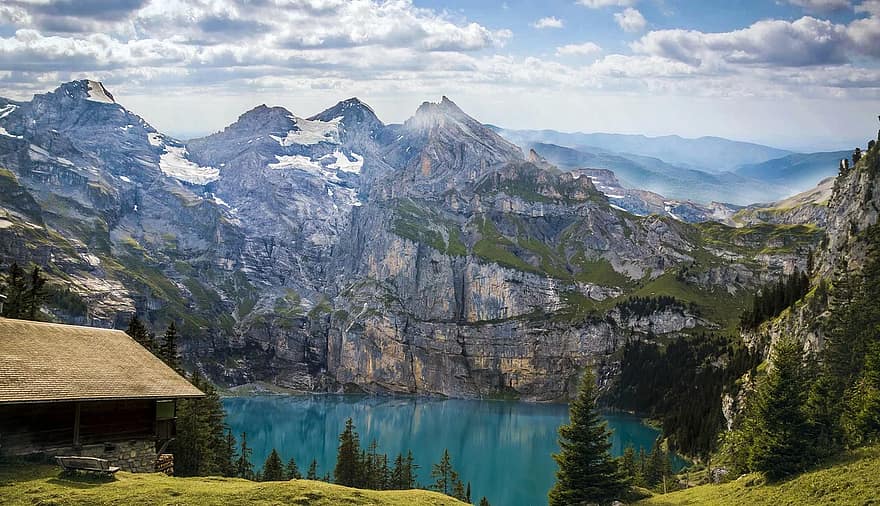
[160,321,181,371]
[1,263,28,318]
[218,429,238,477]
[479,497,491,506]
[236,432,255,480]
[842,341,880,445]
[430,449,456,496]
[125,315,156,353]
[307,459,319,480]
[285,457,302,480]
[24,266,46,320]
[466,482,471,503]
[619,446,638,484]
[261,449,285,481]
[391,453,405,489]
[334,418,362,487]
[549,368,627,506]
[746,339,811,479]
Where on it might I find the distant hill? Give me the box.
[735,150,848,192]
[527,142,788,205]
[494,127,792,173]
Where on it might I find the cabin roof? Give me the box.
[0,318,204,404]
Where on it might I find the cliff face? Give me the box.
[0,81,827,399]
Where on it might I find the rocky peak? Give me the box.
[224,104,297,135]
[54,79,116,105]
[310,97,381,127]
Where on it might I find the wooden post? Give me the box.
[73,402,81,449]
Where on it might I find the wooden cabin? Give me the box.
[0,318,203,472]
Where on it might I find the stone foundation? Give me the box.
[77,440,157,473]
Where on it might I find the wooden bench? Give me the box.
[56,456,120,475]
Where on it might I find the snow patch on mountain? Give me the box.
[85,80,115,104]
[270,116,341,146]
[159,145,220,185]
[0,104,21,138]
[147,132,163,147]
[326,151,364,174]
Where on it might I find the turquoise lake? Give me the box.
[223,395,679,506]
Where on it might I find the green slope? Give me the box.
[637,444,880,505]
[0,462,466,506]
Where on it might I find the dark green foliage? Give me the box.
[740,270,810,330]
[746,339,812,479]
[307,459,318,480]
[430,449,465,500]
[608,333,758,458]
[159,321,181,372]
[616,296,696,321]
[173,371,235,477]
[285,457,301,480]
[479,497,491,506]
[218,430,238,478]
[334,418,362,487]
[125,315,156,354]
[619,440,674,490]
[390,451,419,490]
[24,266,46,320]
[1,263,45,320]
[843,341,880,445]
[235,432,255,480]
[549,368,627,506]
[261,449,285,481]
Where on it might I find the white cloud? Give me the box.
[555,42,602,57]
[614,8,646,33]
[533,16,564,29]
[576,0,635,7]
[631,16,850,66]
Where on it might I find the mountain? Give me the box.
[734,150,848,192]
[494,127,793,173]
[732,177,834,228]
[527,141,788,205]
[0,81,823,400]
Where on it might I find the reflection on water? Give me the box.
[223,395,677,506]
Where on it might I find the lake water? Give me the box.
[223,395,678,506]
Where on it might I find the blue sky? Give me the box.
[0,0,878,150]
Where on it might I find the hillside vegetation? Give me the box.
[0,462,466,506]
[637,444,880,506]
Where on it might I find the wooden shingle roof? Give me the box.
[0,318,203,404]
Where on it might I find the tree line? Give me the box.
[606,332,758,458]
[740,270,810,330]
[721,222,880,479]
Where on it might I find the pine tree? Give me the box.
[307,459,319,480]
[334,418,362,487]
[466,482,471,503]
[746,339,811,479]
[431,449,456,496]
[405,450,418,488]
[549,368,627,506]
[218,429,238,477]
[125,315,156,354]
[170,371,232,477]
[261,449,285,481]
[23,266,46,320]
[842,341,880,445]
[285,457,302,480]
[479,497,491,506]
[620,446,637,484]
[451,475,467,502]
[236,432,255,480]
[160,321,181,371]
[390,453,405,489]
[1,263,28,318]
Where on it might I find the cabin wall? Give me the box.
[0,400,158,472]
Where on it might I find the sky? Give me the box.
[0,0,879,150]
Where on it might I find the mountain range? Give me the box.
[0,80,854,399]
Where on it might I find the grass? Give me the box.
[637,444,880,506]
[0,462,466,506]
